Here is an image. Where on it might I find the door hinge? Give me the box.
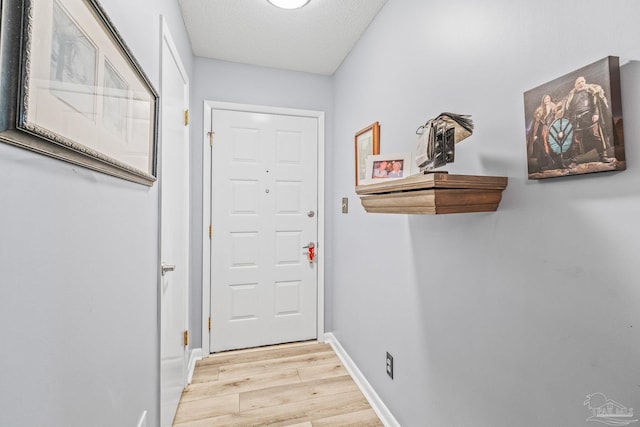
[208,224,212,239]
[184,109,189,126]
[208,317,212,331]
[183,330,189,346]
[207,131,214,146]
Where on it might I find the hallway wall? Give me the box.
[4,1,638,425]
[0,1,192,426]
[331,0,640,425]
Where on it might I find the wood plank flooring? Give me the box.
[173,341,383,427]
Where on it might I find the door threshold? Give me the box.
[210,339,319,355]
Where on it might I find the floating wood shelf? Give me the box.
[355,173,508,214]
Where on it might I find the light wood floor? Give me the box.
[172,341,384,427]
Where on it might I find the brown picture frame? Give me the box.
[355,121,380,185]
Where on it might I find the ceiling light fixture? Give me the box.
[267,0,310,10]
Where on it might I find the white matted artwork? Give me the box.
[0,0,158,186]
[361,152,413,185]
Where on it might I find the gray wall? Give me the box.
[4,0,640,425]
[331,0,640,425]
[0,0,192,426]
[189,58,334,348]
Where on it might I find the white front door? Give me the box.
[210,109,318,353]
[159,18,189,427]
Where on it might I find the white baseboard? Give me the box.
[187,348,203,384]
[324,333,400,427]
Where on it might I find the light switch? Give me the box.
[341,197,348,213]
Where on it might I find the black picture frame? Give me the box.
[0,0,159,186]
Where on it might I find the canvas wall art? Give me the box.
[523,56,625,179]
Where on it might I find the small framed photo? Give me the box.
[354,122,380,185]
[361,152,413,185]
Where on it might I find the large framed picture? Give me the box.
[0,0,159,186]
[523,56,625,180]
[354,122,380,186]
[360,152,413,185]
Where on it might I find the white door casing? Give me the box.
[159,17,189,427]
[201,102,325,355]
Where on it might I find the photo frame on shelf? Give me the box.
[354,121,380,185]
[0,0,159,186]
[361,152,413,185]
[523,56,624,180]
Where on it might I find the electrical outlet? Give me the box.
[386,352,394,379]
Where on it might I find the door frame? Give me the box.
[201,100,325,356]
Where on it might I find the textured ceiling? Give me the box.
[178,0,388,75]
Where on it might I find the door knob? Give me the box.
[302,242,315,263]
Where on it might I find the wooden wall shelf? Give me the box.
[355,173,508,214]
